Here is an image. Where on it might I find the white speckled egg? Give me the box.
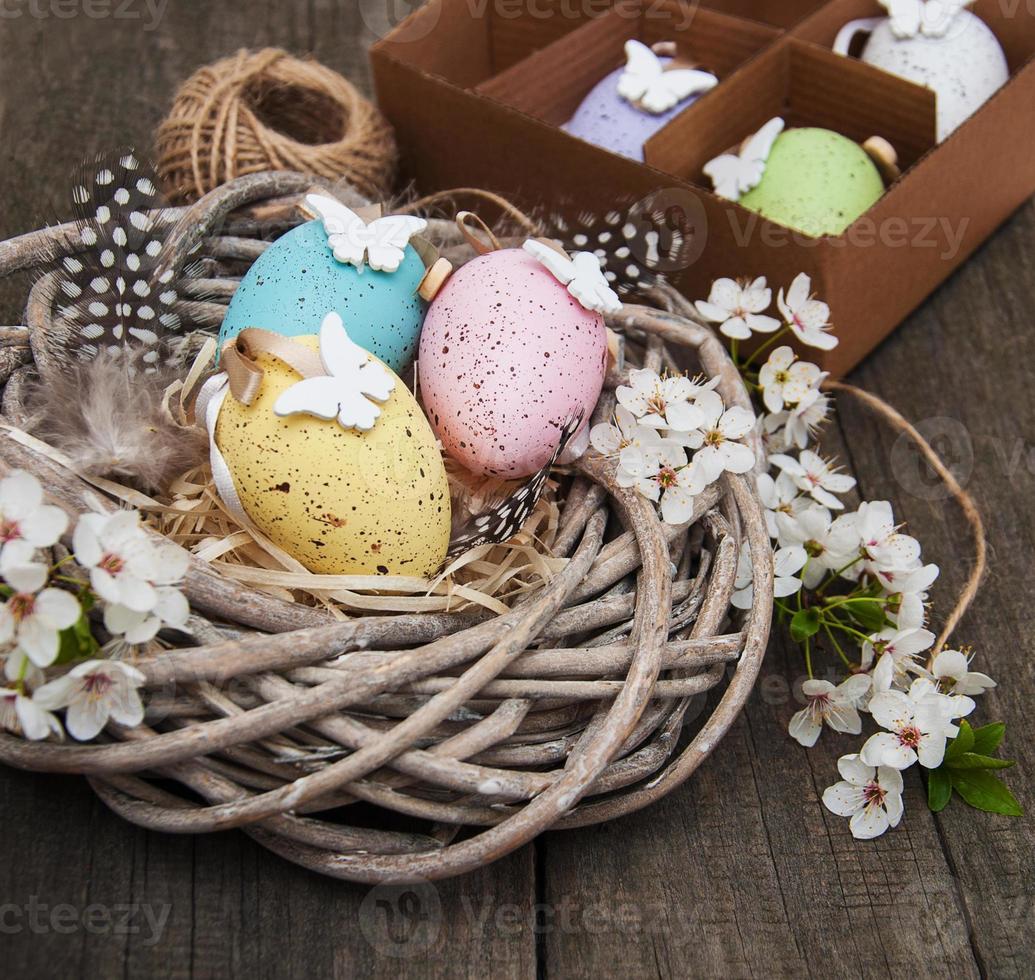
[836,11,1009,141]
[214,337,451,576]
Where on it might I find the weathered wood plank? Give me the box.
[1,1,1033,977]
[540,632,981,977]
[841,199,1035,980]
[0,4,535,978]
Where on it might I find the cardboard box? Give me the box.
[371,0,1035,375]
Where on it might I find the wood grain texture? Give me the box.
[0,0,1032,976]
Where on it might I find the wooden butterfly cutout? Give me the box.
[523,240,622,314]
[880,0,972,38]
[273,311,396,432]
[305,194,427,273]
[616,40,718,115]
[703,117,786,202]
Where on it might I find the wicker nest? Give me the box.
[0,172,773,883]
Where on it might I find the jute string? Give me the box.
[824,380,986,655]
[155,48,397,204]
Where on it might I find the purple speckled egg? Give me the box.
[418,249,608,479]
[563,60,700,161]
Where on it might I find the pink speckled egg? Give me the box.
[418,248,608,479]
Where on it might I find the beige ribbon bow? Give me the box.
[220,328,325,405]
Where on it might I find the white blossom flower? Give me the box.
[766,389,832,451]
[0,562,81,668]
[789,674,871,747]
[0,470,69,557]
[73,511,190,638]
[860,687,950,769]
[616,441,687,501]
[2,647,45,689]
[592,406,684,477]
[930,648,996,697]
[877,561,939,598]
[758,346,824,413]
[863,626,936,679]
[103,600,188,645]
[692,390,756,482]
[907,675,975,729]
[822,754,904,840]
[615,369,709,432]
[777,273,837,350]
[0,687,63,741]
[757,471,806,538]
[34,659,147,741]
[770,450,856,510]
[835,500,922,579]
[731,541,807,610]
[591,405,652,457]
[776,504,857,588]
[659,460,709,525]
[695,277,780,340]
[888,596,923,633]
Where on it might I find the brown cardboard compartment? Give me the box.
[696,0,828,28]
[644,37,937,185]
[475,2,779,128]
[371,0,1035,376]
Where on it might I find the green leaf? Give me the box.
[790,608,822,643]
[54,611,99,666]
[944,719,974,764]
[950,770,1024,817]
[950,753,1015,771]
[971,722,1007,756]
[927,768,952,812]
[845,599,887,633]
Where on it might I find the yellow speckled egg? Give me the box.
[214,336,451,576]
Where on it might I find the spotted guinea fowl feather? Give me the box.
[25,151,209,491]
[533,199,698,296]
[446,411,584,560]
[53,151,186,369]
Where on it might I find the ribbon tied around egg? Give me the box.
[220,313,396,432]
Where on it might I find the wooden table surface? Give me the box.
[1,3,1032,977]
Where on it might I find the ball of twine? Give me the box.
[155,48,397,204]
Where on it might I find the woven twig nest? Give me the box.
[0,173,773,883]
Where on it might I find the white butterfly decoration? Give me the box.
[305,194,427,273]
[522,240,622,315]
[616,40,718,115]
[703,117,786,202]
[881,0,972,38]
[273,311,396,432]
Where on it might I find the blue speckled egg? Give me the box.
[219,220,427,374]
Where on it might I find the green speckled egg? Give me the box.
[739,128,885,237]
[214,336,451,577]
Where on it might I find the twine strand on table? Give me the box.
[824,379,986,655]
